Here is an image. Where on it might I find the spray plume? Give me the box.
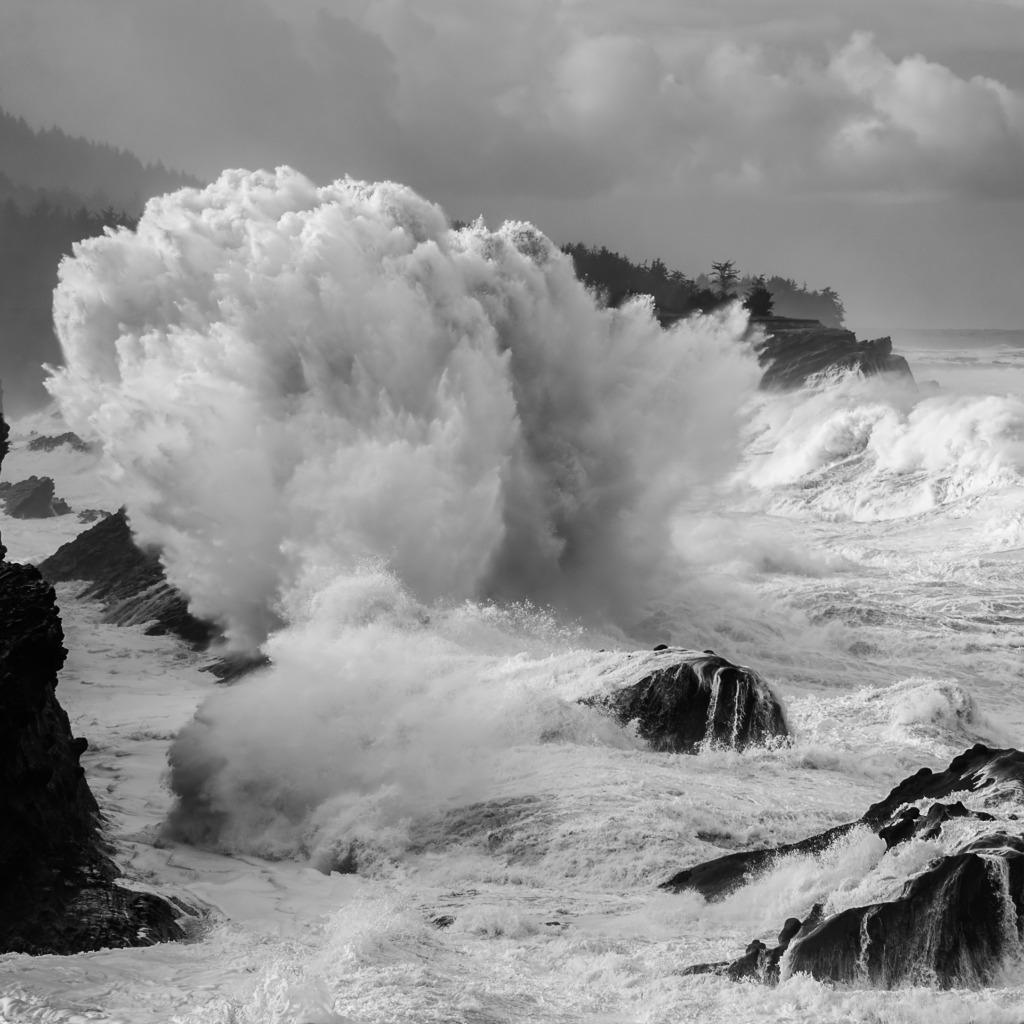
[49,166,758,648]
[48,167,761,857]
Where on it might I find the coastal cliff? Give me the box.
[0,400,189,954]
[751,315,914,390]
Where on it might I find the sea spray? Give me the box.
[49,167,760,649]
[736,371,1024,522]
[47,166,762,857]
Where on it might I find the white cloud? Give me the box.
[1,1,1022,201]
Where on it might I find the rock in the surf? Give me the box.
[38,508,215,646]
[583,648,789,753]
[0,474,72,518]
[673,744,1024,988]
[784,834,1024,987]
[663,743,1024,897]
[0,398,196,953]
[681,917,803,983]
[25,431,91,453]
[751,316,914,391]
[0,559,193,954]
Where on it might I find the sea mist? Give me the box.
[48,167,761,858]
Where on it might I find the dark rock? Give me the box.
[582,649,788,753]
[682,916,804,982]
[861,745,1024,824]
[38,508,216,647]
[673,745,1024,989]
[0,558,191,954]
[25,432,91,453]
[76,508,111,524]
[662,822,858,900]
[200,651,271,683]
[431,915,455,929]
[786,838,1024,988]
[750,317,915,391]
[0,475,72,518]
[663,743,1024,897]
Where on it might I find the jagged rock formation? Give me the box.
[582,649,789,753]
[751,316,914,390]
[76,508,111,523]
[673,744,1024,988]
[25,432,91,453]
[38,508,215,646]
[682,917,803,983]
[786,834,1024,987]
[0,474,72,517]
[0,403,192,954]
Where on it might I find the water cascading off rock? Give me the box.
[581,648,789,752]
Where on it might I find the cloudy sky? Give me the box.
[3,0,1023,329]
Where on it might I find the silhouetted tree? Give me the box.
[711,260,739,298]
[743,275,774,317]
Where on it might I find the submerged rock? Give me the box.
[0,474,72,518]
[751,316,914,391]
[38,508,215,646]
[582,649,788,753]
[673,744,1024,988]
[682,917,803,983]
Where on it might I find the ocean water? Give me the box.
[3,171,1024,1022]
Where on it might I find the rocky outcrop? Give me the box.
[785,836,1024,988]
[582,649,789,753]
[664,744,1024,898]
[0,400,194,954]
[682,917,803,983]
[751,316,914,391]
[0,474,72,518]
[38,508,215,646]
[674,744,1024,988]
[0,560,189,954]
[25,431,91,452]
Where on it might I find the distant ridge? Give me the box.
[0,106,204,214]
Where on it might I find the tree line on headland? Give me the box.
[560,243,846,327]
[0,105,846,413]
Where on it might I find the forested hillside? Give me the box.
[0,203,136,412]
[560,243,846,327]
[0,107,200,413]
[0,107,201,214]
[0,110,848,415]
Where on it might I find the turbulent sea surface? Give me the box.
[3,171,1024,1022]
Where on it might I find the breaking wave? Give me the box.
[49,166,759,650]
[737,372,1024,525]
[46,167,762,856]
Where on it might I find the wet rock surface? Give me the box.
[25,432,91,452]
[751,316,914,391]
[0,404,195,954]
[38,508,215,646]
[582,649,789,753]
[674,744,1024,988]
[0,560,190,954]
[0,474,72,518]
